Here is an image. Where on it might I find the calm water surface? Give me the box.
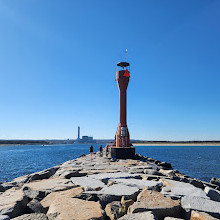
[0,144,219,182]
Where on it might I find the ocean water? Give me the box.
[0,144,219,183]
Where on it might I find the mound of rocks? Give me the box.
[0,152,219,220]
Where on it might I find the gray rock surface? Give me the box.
[27,199,47,214]
[0,182,14,192]
[159,162,172,169]
[144,169,164,176]
[71,176,105,190]
[97,194,117,208]
[40,187,83,210]
[181,196,220,219]
[161,179,209,199]
[189,179,204,189]
[205,186,220,202]
[0,184,4,192]
[26,167,59,183]
[11,213,48,220]
[96,184,139,199]
[109,178,162,190]
[190,210,219,220]
[128,188,181,220]
[47,197,105,220]
[210,178,220,187]
[164,218,184,220]
[93,164,128,172]
[128,166,153,174]
[0,188,29,218]
[159,169,175,177]
[23,187,45,201]
[0,215,10,220]
[9,175,30,187]
[141,175,161,181]
[83,184,140,206]
[22,177,74,194]
[105,201,124,220]
[2,152,218,220]
[121,196,134,213]
[118,211,158,220]
[88,172,141,183]
[53,167,84,178]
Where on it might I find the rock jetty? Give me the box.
[0,150,220,220]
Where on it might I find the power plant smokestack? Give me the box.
[78,126,80,142]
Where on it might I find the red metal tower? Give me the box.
[115,61,131,147]
[110,61,135,159]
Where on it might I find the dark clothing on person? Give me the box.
[99,145,103,157]
[99,145,103,152]
[90,145,93,153]
[106,145,109,156]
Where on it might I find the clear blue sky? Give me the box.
[0,0,220,141]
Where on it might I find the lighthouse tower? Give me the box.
[115,61,131,147]
[110,61,135,159]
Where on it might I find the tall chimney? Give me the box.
[78,126,80,142]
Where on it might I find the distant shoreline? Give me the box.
[0,144,48,146]
[133,142,220,146]
[1,142,220,146]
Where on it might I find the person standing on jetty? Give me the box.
[106,145,109,157]
[90,145,93,156]
[99,145,103,157]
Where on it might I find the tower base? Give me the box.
[110,147,135,159]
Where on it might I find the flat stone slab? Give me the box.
[41,187,83,210]
[53,167,82,178]
[11,213,48,220]
[10,175,30,186]
[190,210,219,220]
[129,166,153,174]
[71,176,105,190]
[118,211,158,220]
[0,182,15,192]
[100,184,139,197]
[23,177,74,193]
[115,160,141,167]
[109,179,162,190]
[47,198,105,220]
[92,164,128,171]
[204,186,220,202]
[9,167,59,188]
[88,172,141,183]
[141,174,162,181]
[181,196,220,219]
[0,215,10,220]
[130,165,154,169]
[0,188,29,218]
[161,179,209,199]
[144,169,165,176]
[164,218,184,220]
[79,169,120,175]
[128,188,181,219]
[26,167,59,183]
[84,184,139,201]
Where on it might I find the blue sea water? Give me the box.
[0,144,219,183]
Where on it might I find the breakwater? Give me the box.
[1,144,219,183]
[0,150,220,220]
